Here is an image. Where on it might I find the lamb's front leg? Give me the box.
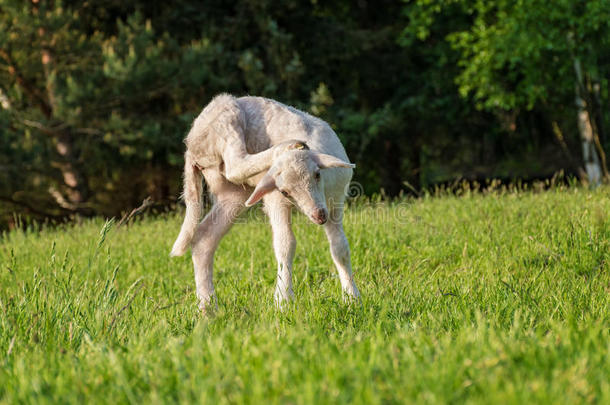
[324,209,360,301]
[264,194,296,308]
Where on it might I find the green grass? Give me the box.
[1,186,609,404]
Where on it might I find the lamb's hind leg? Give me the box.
[324,204,360,301]
[191,170,249,313]
[264,193,296,309]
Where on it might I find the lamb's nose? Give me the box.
[313,209,327,225]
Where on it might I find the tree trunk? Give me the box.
[590,78,609,179]
[53,131,89,205]
[34,0,90,208]
[574,58,603,185]
[576,100,601,185]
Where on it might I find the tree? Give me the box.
[3,0,599,228]
[0,0,224,222]
[403,0,610,183]
[0,0,425,222]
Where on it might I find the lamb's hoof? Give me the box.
[200,305,215,317]
[286,141,309,151]
[342,286,361,305]
[273,140,310,158]
[274,291,295,311]
[198,296,218,316]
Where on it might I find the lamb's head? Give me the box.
[244,149,355,225]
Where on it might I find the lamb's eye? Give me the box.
[280,190,290,197]
[314,172,321,181]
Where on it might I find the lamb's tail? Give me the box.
[170,152,203,257]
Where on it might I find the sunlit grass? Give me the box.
[1,186,609,404]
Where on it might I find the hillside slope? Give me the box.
[1,187,609,404]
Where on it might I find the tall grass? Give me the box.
[1,186,609,404]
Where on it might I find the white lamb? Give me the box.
[171,94,360,312]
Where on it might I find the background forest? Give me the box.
[1,0,609,228]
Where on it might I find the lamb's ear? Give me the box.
[245,171,277,207]
[309,151,356,169]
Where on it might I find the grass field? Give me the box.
[1,186,609,404]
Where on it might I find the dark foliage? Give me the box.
[0,0,607,228]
